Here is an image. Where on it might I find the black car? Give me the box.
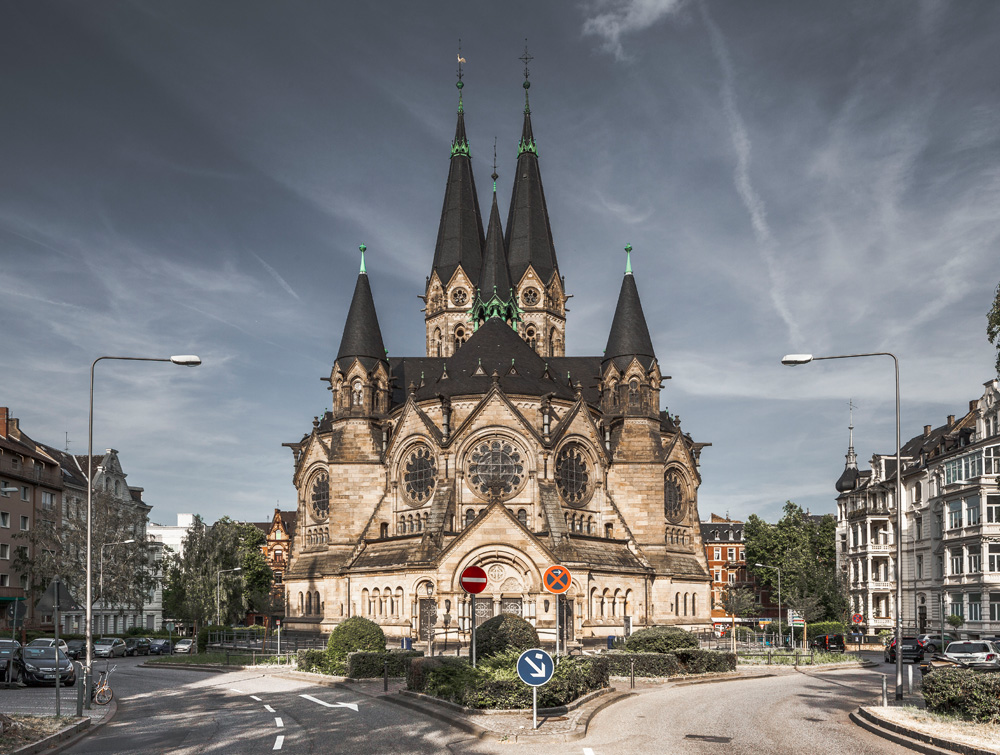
[65,639,89,660]
[148,639,172,655]
[809,633,846,653]
[13,646,77,686]
[125,637,151,656]
[0,639,21,682]
[885,636,924,663]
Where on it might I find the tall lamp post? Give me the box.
[217,567,243,626]
[754,563,782,647]
[782,351,903,700]
[98,539,135,636]
[86,354,201,707]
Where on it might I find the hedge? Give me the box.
[296,648,344,675]
[624,626,699,653]
[605,649,735,676]
[346,650,423,678]
[474,614,539,659]
[922,668,1000,722]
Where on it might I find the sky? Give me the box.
[2,0,999,528]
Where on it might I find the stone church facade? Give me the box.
[283,73,712,644]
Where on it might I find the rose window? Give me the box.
[522,287,540,306]
[555,443,590,505]
[451,288,468,306]
[468,439,524,500]
[664,473,685,524]
[310,473,330,520]
[403,446,437,504]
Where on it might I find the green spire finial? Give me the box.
[359,243,367,274]
[624,243,632,275]
[519,41,533,114]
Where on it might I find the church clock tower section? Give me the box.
[505,51,567,358]
[424,64,486,359]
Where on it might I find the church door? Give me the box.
[418,599,437,641]
[474,598,495,628]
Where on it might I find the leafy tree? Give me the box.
[989,280,1000,374]
[947,614,965,630]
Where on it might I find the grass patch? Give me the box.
[0,715,77,755]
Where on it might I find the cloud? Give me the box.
[252,252,301,301]
[582,0,686,60]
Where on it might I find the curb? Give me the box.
[11,718,90,755]
[850,707,996,755]
[140,662,237,673]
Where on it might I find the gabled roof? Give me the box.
[604,271,656,370]
[336,270,388,371]
[505,107,559,286]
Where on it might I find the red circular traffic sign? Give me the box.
[460,566,488,594]
[543,565,572,595]
[851,613,864,625]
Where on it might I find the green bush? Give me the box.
[407,656,475,702]
[296,648,344,675]
[606,649,734,676]
[327,616,386,661]
[805,621,846,637]
[922,668,1000,722]
[624,626,699,653]
[197,625,228,653]
[474,614,539,659]
[346,650,423,678]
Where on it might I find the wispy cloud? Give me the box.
[252,252,301,301]
[582,0,687,60]
[697,0,799,344]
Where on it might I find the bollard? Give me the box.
[630,659,635,689]
[76,664,84,717]
[383,658,389,693]
[881,674,888,706]
[907,664,913,694]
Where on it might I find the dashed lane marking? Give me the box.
[264,705,276,713]
[273,735,284,750]
[250,695,262,701]
[299,693,359,712]
[229,688,245,693]
[583,749,595,755]
[275,717,284,728]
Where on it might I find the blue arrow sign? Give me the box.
[517,648,554,687]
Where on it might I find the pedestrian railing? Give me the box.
[738,650,816,666]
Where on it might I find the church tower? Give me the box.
[505,51,567,357]
[424,61,485,358]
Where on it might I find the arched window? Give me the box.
[114,480,120,495]
[465,508,475,527]
[395,587,404,617]
[674,592,680,615]
[383,587,392,615]
[415,515,422,532]
[684,593,690,616]
[914,482,922,503]
[407,515,414,532]
[587,516,593,534]
[517,508,528,527]
[380,522,389,538]
[434,328,442,357]
[361,588,369,616]
[274,547,284,565]
[605,522,613,539]
[314,591,321,614]
[305,592,312,614]
[422,512,428,530]
[454,326,466,352]
[692,593,697,616]
[525,326,537,350]
[398,516,405,534]
[628,379,640,407]
[298,592,304,613]
[352,380,364,406]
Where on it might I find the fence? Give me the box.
[208,629,327,652]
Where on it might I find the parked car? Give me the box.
[885,636,924,663]
[0,639,21,682]
[917,633,958,654]
[173,639,194,654]
[943,641,1000,668]
[26,637,69,654]
[13,646,76,686]
[64,639,89,660]
[124,637,151,656]
[93,637,127,658]
[149,639,172,655]
[809,634,846,653]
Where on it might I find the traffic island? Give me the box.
[851,706,1000,755]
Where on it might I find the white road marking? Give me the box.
[583,749,595,755]
[229,688,245,693]
[250,695,262,701]
[264,705,276,713]
[299,693,359,712]
[273,735,284,750]
[275,717,284,728]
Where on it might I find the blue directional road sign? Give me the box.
[517,648,554,687]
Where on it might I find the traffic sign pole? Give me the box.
[471,594,476,668]
[555,594,559,661]
[460,566,488,668]
[533,686,537,730]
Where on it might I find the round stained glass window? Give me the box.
[664,473,685,523]
[451,288,468,306]
[403,446,436,504]
[556,443,591,505]
[468,439,524,500]
[310,472,330,520]
[522,287,540,306]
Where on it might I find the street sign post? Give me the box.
[543,566,571,660]
[517,648,554,730]
[460,566,488,667]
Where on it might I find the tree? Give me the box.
[947,614,965,630]
[715,585,759,652]
[989,280,1000,374]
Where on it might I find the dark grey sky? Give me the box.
[2,0,998,525]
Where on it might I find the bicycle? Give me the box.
[91,664,116,705]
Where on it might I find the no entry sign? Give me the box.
[460,565,488,594]
[543,565,572,594]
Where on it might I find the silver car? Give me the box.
[93,637,126,658]
[943,641,1000,667]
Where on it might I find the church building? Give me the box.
[283,65,712,645]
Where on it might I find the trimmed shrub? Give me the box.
[624,626,699,653]
[672,648,736,673]
[297,648,343,675]
[606,651,682,677]
[347,650,423,678]
[805,621,846,637]
[408,656,476,702]
[922,668,1000,722]
[474,614,539,659]
[327,616,386,661]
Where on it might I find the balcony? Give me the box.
[869,581,893,591]
[867,543,893,553]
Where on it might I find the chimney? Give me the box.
[947,415,955,426]
[0,407,7,438]
[923,425,932,437]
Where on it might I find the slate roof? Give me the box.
[565,537,647,571]
[646,552,711,579]
[699,522,744,543]
[604,273,656,371]
[336,271,388,371]
[430,108,485,287]
[478,193,514,304]
[505,108,559,286]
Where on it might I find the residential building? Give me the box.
[247,508,297,626]
[700,514,777,631]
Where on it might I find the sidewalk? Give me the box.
[0,683,114,725]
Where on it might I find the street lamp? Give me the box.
[98,539,136,636]
[782,351,903,700]
[754,563,782,647]
[86,354,201,706]
[217,567,243,626]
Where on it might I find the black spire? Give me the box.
[472,189,519,327]
[336,245,388,369]
[430,53,485,288]
[835,403,860,493]
[505,45,560,287]
[604,245,656,370]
